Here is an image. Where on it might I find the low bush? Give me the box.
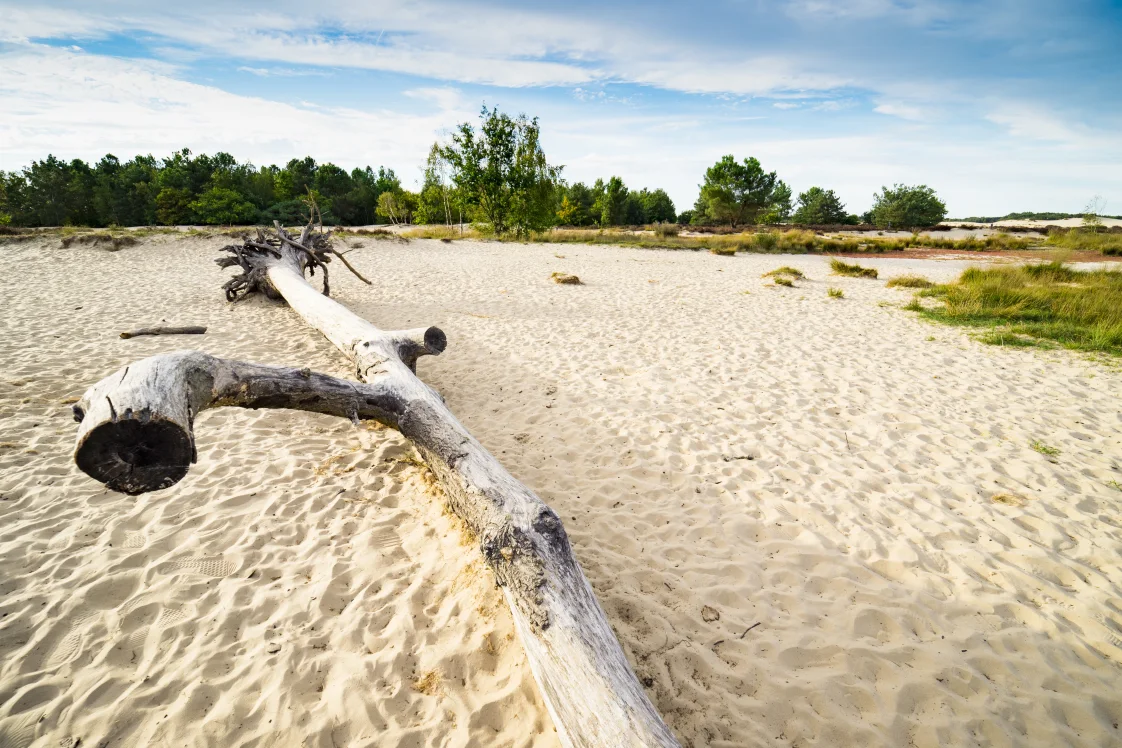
[830,259,878,278]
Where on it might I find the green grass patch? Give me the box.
[907,261,1122,355]
[773,277,794,287]
[830,259,878,278]
[827,287,844,298]
[886,274,934,289]
[1030,439,1060,457]
[710,245,737,256]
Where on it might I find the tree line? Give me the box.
[1,105,948,232]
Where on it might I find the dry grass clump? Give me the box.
[551,272,583,285]
[60,233,139,251]
[827,287,844,298]
[401,225,480,241]
[710,245,737,256]
[830,259,878,278]
[991,492,1028,507]
[762,266,805,279]
[905,261,1122,355]
[412,669,444,697]
[886,274,934,289]
[772,277,794,287]
[652,223,680,237]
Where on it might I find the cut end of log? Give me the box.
[423,326,447,356]
[75,417,193,495]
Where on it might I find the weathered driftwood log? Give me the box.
[73,224,680,747]
[119,325,207,339]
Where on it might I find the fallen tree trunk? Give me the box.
[73,224,681,747]
[119,325,207,339]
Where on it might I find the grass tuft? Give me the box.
[1030,439,1060,457]
[827,287,844,298]
[830,259,879,278]
[906,261,1122,355]
[773,277,794,287]
[886,274,934,289]
[763,266,805,279]
[710,245,737,256]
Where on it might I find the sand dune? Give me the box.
[1,234,1121,747]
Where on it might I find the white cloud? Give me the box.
[0,0,846,95]
[0,44,471,186]
[985,105,1088,144]
[404,87,469,112]
[873,102,925,120]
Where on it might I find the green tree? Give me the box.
[699,155,780,226]
[638,188,676,223]
[415,144,456,225]
[870,184,947,229]
[190,186,257,225]
[156,187,193,225]
[760,181,793,224]
[792,186,848,225]
[596,176,629,226]
[275,157,317,201]
[557,182,597,226]
[441,106,562,236]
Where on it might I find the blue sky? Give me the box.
[1,0,1120,216]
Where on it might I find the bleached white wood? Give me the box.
[73,226,681,747]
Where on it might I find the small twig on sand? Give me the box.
[120,326,207,339]
[739,622,762,638]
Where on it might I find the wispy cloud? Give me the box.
[874,102,926,121]
[0,45,452,181]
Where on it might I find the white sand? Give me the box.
[1,235,1121,747]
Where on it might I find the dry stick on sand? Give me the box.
[71,222,680,748]
[119,325,207,339]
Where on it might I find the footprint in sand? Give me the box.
[122,531,146,549]
[369,528,402,554]
[166,557,235,578]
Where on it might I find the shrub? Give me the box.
[830,259,878,278]
[551,272,583,285]
[653,223,680,238]
[870,184,947,229]
[711,245,737,256]
[827,287,844,298]
[753,232,779,251]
